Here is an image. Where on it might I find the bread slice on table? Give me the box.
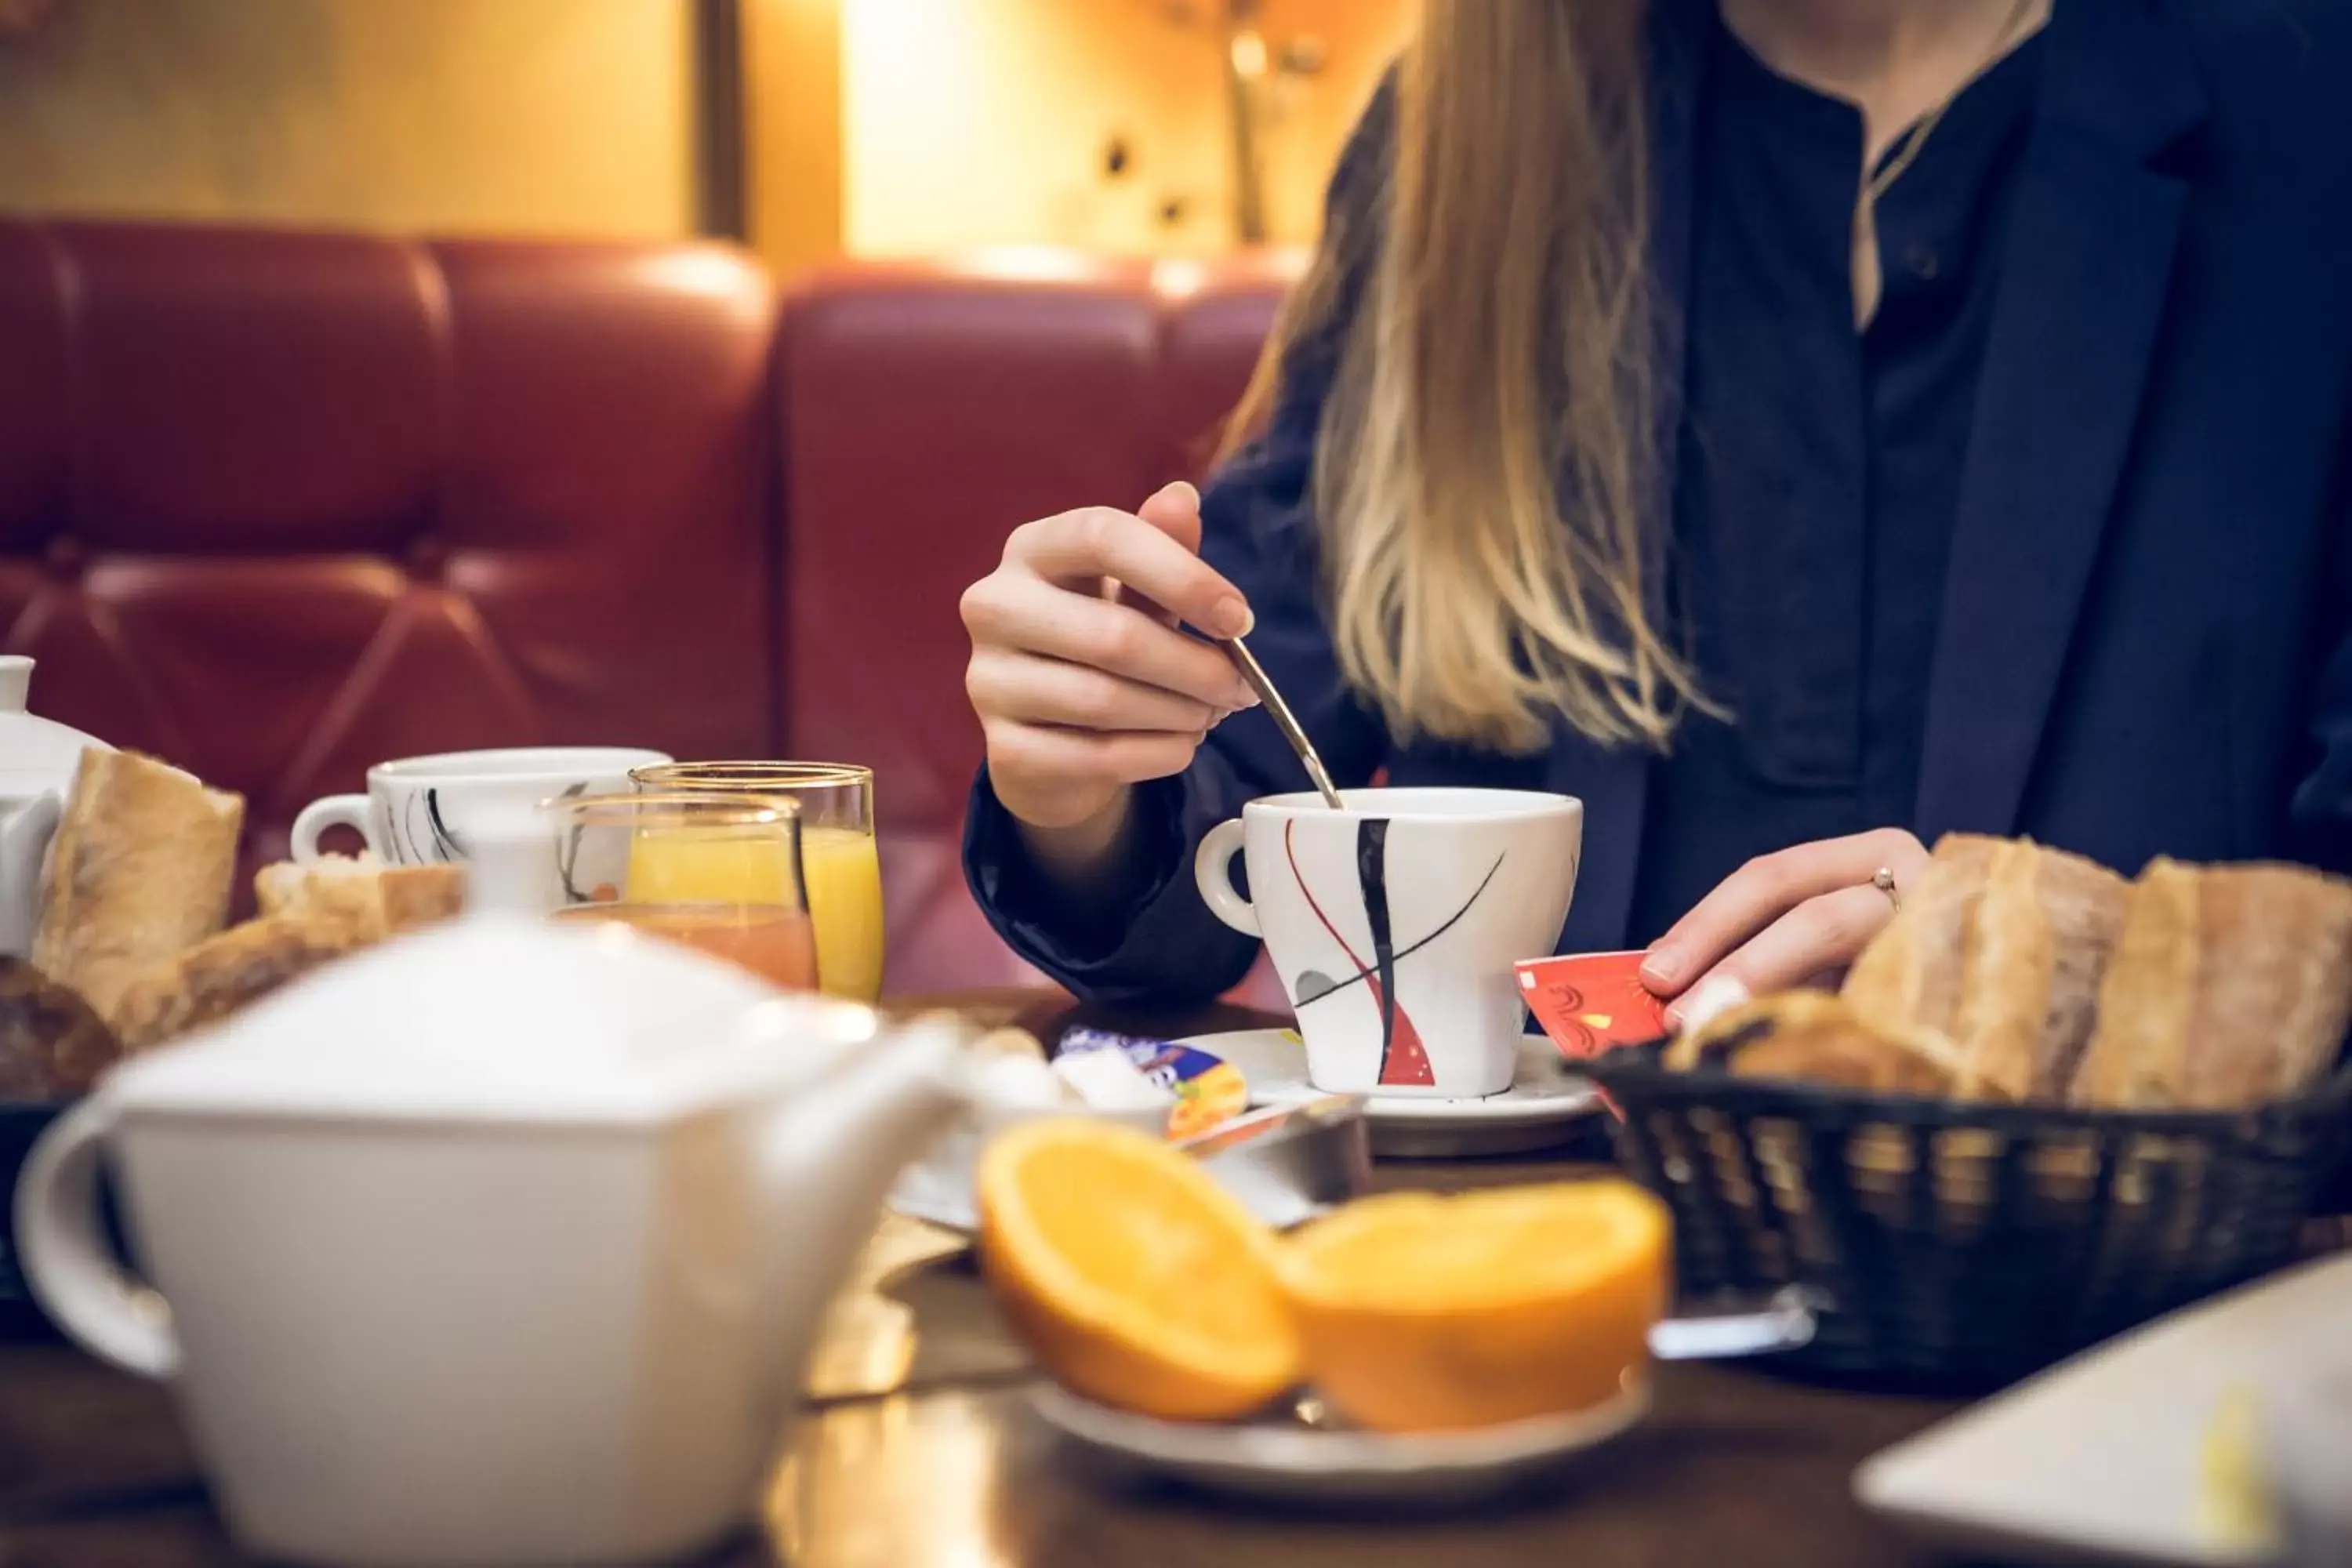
[254,854,464,935]
[31,750,243,1024]
[2071,858,2352,1110]
[1840,834,2127,1102]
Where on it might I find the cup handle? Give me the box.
[1193,818,1260,937]
[13,1099,180,1379]
[289,794,373,864]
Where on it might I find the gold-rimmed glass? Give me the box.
[546,789,818,992]
[629,762,883,1003]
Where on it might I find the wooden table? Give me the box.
[0,991,1989,1567]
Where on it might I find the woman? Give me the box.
[959,0,2352,1023]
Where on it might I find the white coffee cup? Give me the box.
[1195,787,1583,1098]
[289,747,670,910]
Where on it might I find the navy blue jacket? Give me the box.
[968,0,2352,1007]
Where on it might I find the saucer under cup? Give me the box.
[1195,787,1582,1099]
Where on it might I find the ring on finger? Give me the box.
[1870,866,1901,913]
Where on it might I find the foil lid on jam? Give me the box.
[1056,1027,1250,1140]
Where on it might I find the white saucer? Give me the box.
[1177,1029,1602,1158]
[1028,1381,1650,1508]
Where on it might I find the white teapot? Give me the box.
[13,903,985,1566]
[0,655,111,958]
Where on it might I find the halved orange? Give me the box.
[1279,1181,1672,1432]
[977,1118,1300,1421]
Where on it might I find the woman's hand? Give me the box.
[960,481,1260,861]
[1639,828,1931,1032]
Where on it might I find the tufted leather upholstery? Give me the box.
[0,223,1292,994]
[0,220,779,901]
[775,254,1295,992]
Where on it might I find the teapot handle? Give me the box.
[13,1099,181,1379]
[0,790,59,956]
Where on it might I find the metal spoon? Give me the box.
[1225,637,1345,809]
[1647,1285,1828,1361]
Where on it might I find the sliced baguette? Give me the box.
[113,861,465,1052]
[1842,834,2126,1102]
[1951,839,2128,1101]
[1673,991,1969,1100]
[1841,833,1999,1045]
[31,749,243,1024]
[111,898,381,1053]
[254,854,463,935]
[2073,859,2352,1109]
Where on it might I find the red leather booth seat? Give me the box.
[775,254,1295,992]
[0,220,779,890]
[0,221,1293,993]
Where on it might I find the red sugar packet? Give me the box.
[1515,952,1668,1120]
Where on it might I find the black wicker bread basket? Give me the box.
[1584,1044,2352,1388]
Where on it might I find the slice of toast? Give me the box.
[31,749,243,1024]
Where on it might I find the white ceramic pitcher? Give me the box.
[13,893,983,1566]
[0,655,111,958]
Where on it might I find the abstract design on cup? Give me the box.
[1196,787,1582,1100]
[379,788,468,864]
[1283,818,1504,1089]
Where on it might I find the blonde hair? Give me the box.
[1229,0,1704,753]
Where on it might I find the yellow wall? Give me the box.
[839,0,1414,257]
[0,0,699,238]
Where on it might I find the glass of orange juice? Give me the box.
[546,790,819,992]
[629,762,884,1004]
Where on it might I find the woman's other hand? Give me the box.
[960,482,1260,876]
[1638,829,1930,1031]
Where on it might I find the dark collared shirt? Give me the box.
[1628,21,2045,939]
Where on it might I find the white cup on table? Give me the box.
[289,746,670,913]
[1194,786,1583,1099]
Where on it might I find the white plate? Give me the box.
[1181,1028,1602,1157]
[1855,1252,2352,1566]
[1029,1381,1650,1508]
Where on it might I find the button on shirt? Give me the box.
[1626,21,2045,942]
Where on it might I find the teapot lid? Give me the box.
[103,915,880,1125]
[0,656,111,786]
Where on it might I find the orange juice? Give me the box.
[625,824,883,1003]
[554,902,819,991]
